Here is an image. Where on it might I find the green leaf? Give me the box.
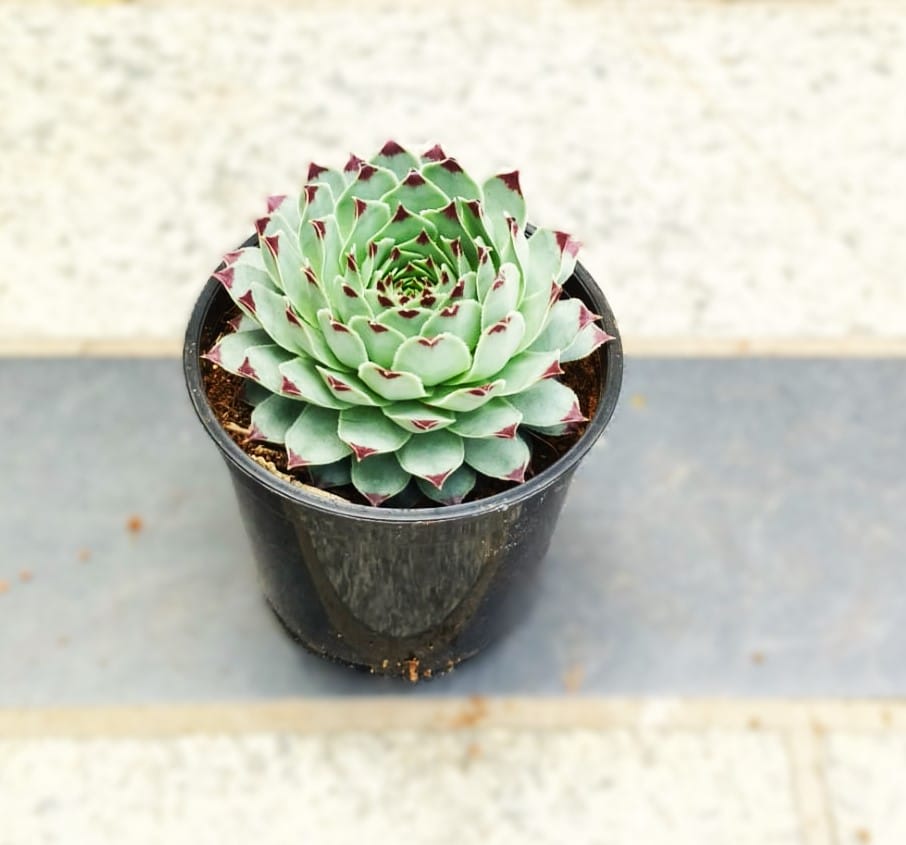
[517,287,559,352]
[348,316,406,369]
[334,167,398,237]
[341,199,393,262]
[460,312,526,382]
[308,458,352,489]
[449,398,522,439]
[376,306,433,337]
[416,464,476,505]
[357,362,428,401]
[244,344,296,394]
[398,429,465,489]
[391,333,472,386]
[560,322,612,363]
[299,181,337,228]
[530,298,601,354]
[371,140,420,179]
[248,394,304,444]
[421,300,482,348]
[316,365,388,407]
[316,309,369,370]
[480,263,520,329]
[338,406,411,460]
[421,159,481,203]
[506,379,585,428]
[284,406,351,468]
[423,379,505,412]
[495,350,562,396]
[380,402,455,434]
[464,433,530,482]
[482,171,527,247]
[203,329,270,372]
[278,357,352,410]
[350,453,411,507]
[381,171,449,214]
[374,206,438,246]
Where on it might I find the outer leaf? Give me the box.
[506,379,586,428]
[523,227,579,297]
[449,398,522,440]
[248,284,330,361]
[494,349,563,396]
[248,394,304,444]
[380,402,455,434]
[335,168,398,237]
[398,429,465,489]
[421,158,481,203]
[341,198,393,262]
[481,171,526,246]
[416,464,476,505]
[338,406,412,460]
[358,362,429,401]
[243,344,296,394]
[560,322,613,363]
[530,297,601,354]
[381,170,449,214]
[376,306,433,337]
[463,433,530,482]
[308,459,352,489]
[203,329,270,371]
[316,366,388,407]
[299,181,337,228]
[350,453,411,506]
[284,406,351,468]
[460,312,526,382]
[278,357,353,410]
[392,333,472,386]
[371,140,420,179]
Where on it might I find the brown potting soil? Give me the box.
[201,306,602,508]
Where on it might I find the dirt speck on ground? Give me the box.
[404,657,420,683]
[562,663,585,693]
[126,515,144,535]
[449,696,488,729]
[78,548,92,562]
[57,635,70,647]
[465,742,482,761]
[0,579,9,595]
[855,828,872,844]
[630,393,647,410]
[750,651,765,665]
[19,570,33,584]
[747,716,762,730]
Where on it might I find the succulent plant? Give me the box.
[205,141,612,506]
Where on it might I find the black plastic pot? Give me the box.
[184,235,622,680]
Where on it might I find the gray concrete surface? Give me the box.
[1,357,903,703]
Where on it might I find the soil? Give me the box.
[201,305,602,508]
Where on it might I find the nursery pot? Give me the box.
[184,235,623,680]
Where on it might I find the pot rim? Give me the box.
[184,234,623,523]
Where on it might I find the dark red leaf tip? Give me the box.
[304,266,319,286]
[281,376,302,396]
[285,305,302,327]
[238,289,256,313]
[213,267,234,290]
[440,304,460,317]
[310,219,326,239]
[417,336,441,348]
[237,356,257,378]
[494,423,519,440]
[263,234,280,256]
[342,282,358,297]
[376,367,401,379]
[505,465,527,483]
[254,216,269,236]
[578,303,602,329]
[357,163,377,181]
[202,344,222,365]
[422,144,446,162]
[497,170,522,194]
[325,374,351,392]
[542,360,565,379]
[412,419,438,431]
[368,241,379,258]
[304,184,319,204]
[354,197,367,217]
[465,199,481,217]
[346,254,358,273]
[449,280,465,299]
[450,239,463,256]
[329,320,350,333]
[380,139,406,157]
[425,470,452,490]
[468,384,493,397]
[344,153,365,173]
[398,309,420,319]
[416,229,430,245]
[286,450,311,470]
[440,157,463,173]
[421,294,436,307]
[492,276,505,290]
[488,317,511,335]
[368,321,389,334]
[364,492,389,507]
[377,294,393,307]
[223,250,243,265]
[392,204,411,222]
[390,247,402,261]
[307,162,328,180]
[267,195,286,213]
[403,170,427,187]
[549,282,563,305]
[554,231,581,257]
[561,402,587,424]
[351,443,378,461]
[247,424,265,442]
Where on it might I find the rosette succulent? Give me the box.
[205,141,612,506]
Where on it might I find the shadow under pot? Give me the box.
[184,238,623,680]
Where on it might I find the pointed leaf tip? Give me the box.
[505,465,527,483]
[213,267,234,290]
[561,401,587,424]
[498,170,522,194]
[263,234,280,256]
[267,195,286,213]
[392,204,411,222]
[254,216,269,236]
[238,289,256,313]
[307,162,327,180]
[350,444,379,461]
[280,375,302,396]
[344,153,365,172]
[223,250,243,265]
[422,144,446,162]
[286,450,310,470]
[364,492,390,507]
[495,423,519,439]
[357,163,377,181]
[403,170,427,186]
[425,470,453,490]
[201,345,222,365]
[380,139,406,156]
[554,231,581,257]
[237,357,257,378]
[440,157,464,173]
[247,424,265,442]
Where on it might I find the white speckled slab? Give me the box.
[1,1,904,346]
